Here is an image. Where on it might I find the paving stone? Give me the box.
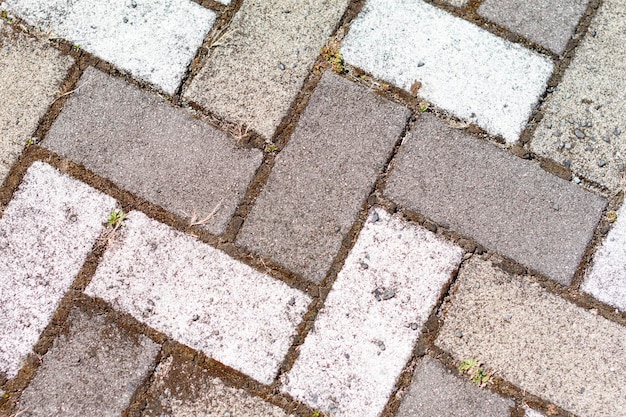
[341,0,553,143]
[15,308,160,417]
[436,257,626,417]
[237,72,410,283]
[184,0,348,138]
[582,201,626,311]
[478,0,589,54]
[142,355,292,417]
[385,113,605,285]
[0,162,115,379]
[44,68,262,236]
[530,0,626,191]
[396,356,513,417]
[0,20,72,182]
[86,211,310,385]
[4,0,215,94]
[282,208,463,417]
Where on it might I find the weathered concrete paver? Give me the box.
[341,0,553,143]
[15,308,160,417]
[436,257,626,417]
[86,211,310,385]
[530,0,626,191]
[396,356,513,417]
[478,0,589,54]
[238,72,410,283]
[282,208,463,417]
[185,0,348,138]
[0,162,115,379]
[0,20,72,182]
[44,68,262,236]
[4,0,215,94]
[386,114,606,285]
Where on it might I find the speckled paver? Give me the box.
[238,72,409,283]
[478,0,589,54]
[530,0,626,191]
[282,208,463,417]
[0,162,115,379]
[341,0,553,143]
[4,0,215,94]
[86,211,310,385]
[0,20,72,182]
[44,68,262,236]
[15,308,160,417]
[185,0,348,138]
[386,114,605,285]
[396,356,513,417]
[436,257,626,417]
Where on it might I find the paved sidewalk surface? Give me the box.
[0,0,624,416]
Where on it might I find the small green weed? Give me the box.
[607,211,618,223]
[107,209,127,228]
[265,144,278,152]
[321,46,344,73]
[312,412,321,417]
[459,358,493,387]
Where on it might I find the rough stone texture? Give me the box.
[478,0,589,54]
[44,68,262,236]
[385,114,606,285]
[436,257,626,417]
[341,0,553,143]
[185,0,348,138]
[0,162,115,379]
[282,208,463,417]
[142,355,292,417]
[15,308,160,417]
[530,0,626,191]
[396,356,513,417]
[4,0,215,94]
[86,211,310,385]
[0,20,72,182]
[582,201,626,311]
[238,72,410,283]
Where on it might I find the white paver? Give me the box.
[341,0,553,142]
[282,208,464,417]
[582,202,626,311]
[525,408,546,417]
[0,162,116,378]
[86,211,311,385]
[4,0,216,94]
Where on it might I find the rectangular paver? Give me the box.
[86,210,311,385]
[237,72,410,283]
[0,162,115,379]
[184,0,349,138]
[15,308,160,417]
[341,0,553,143]
[385,113,606,285]
[44,68,262,236]
[396,356,513,417]
[436,257,626,417]
[4,0,216,94]
[0,20,72,182]
[282,208,463,416]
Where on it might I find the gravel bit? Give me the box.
[360,261,369,270]
[455,331,463,338]
[553,131,562,137]
[598,160,607,167]
[278,63,286,70]
[371,211,379,222]
[565,142,573,150]
[553,204,560,211]
[603,137,611,143]
[585,145,594,151]
[564,160,572,168]
[574,129,585,138]
[615,128,622,136]
[372,287,395,301]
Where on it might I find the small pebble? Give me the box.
[574,129,585,139]
[586,121,592,127]
[553,203,560,211]
[585,145,594,151]
[547,123,553,129]
[546,87,554,93]
[417,61,425,67]
[410,323,418,330]
[455,331,463,338]
[565,93,571,99]
[378,341,386,351]
[381,288,396,300]
[371,212,379,222]
[334,226,340,232]
[603,137,611,143]
[504,314,512,322]
[344,353,350,359]
[131,0,137,7]
[192,314,199,321]
[123,17,128,23]
[598,160,606,167]
[278,63,286,70]
[573,176,581,184]
[556,141,564,150]
[591,30,597,37]
[564,160,572,168]
[553,131,562,137]
[565,142,572,150]
[69,214,77,222]
[615,128,622,136]
[288,297,296,306]
[360,262,369,270]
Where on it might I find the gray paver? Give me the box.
[396,356,513,417]
[15,308,160,417]
[0,20,72,182]
[385,113,605,285]
[237,72,410,283]
[0,162,115,379]
[341,0,553,143]
[530,0,626,191]
[184,0,348,139]
[283,209,463,416]
[86,211,310,385]
[44,68,262,236]
[478,0,589,54]
[436,257,626,417]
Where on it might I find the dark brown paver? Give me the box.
[237,71,410,283]
[385,113,605,285]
